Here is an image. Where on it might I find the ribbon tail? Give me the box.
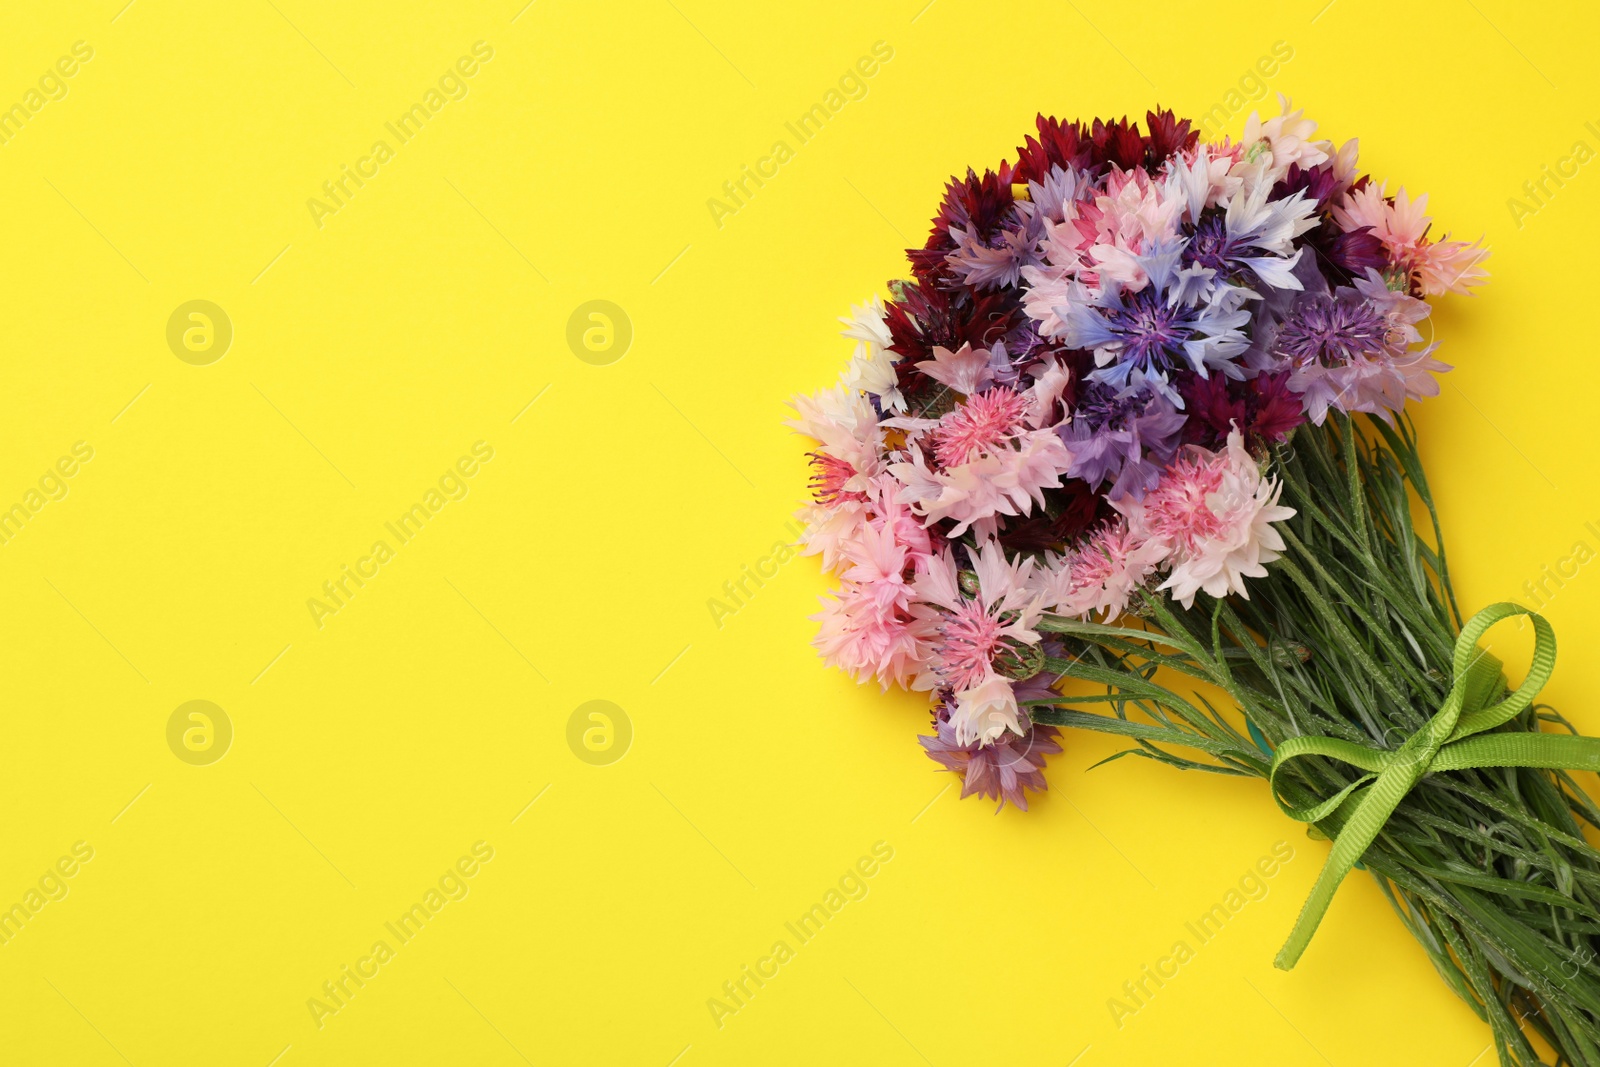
[1275,753,1431,970]
[1432,732,1600,773]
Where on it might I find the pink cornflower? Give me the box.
[1116,430,1295,607]
[915,343,996,395]
[929,387,1029,467]
[812,522,939,690]
[808,452,866,505]
[1038,166,1182,291]
[812,585,937,691]
[864,475,935,576]
[786,385,884,491]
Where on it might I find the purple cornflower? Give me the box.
[1274,290,1390,368]
[920,705,1062,812]
[1184,213,1242,272]
[1059,381,1186,500]
[1273,272,1449,423]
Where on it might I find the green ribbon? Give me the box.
[1269,602,1600,969]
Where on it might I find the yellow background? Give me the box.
[0,1,1595,1063]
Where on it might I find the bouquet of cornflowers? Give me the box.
[791,97,1600,1066]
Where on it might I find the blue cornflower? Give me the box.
[1057,243,1253,406]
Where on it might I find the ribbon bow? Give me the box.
[1269,602,1600,969]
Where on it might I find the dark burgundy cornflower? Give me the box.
[1142,107,1198,163]
[1263,164,1386,285]
[1013,109,1197,185]
[882,282,1022,410]
[1089,115,1147,171]
[882,281,1018,364]
[1179,370,1305,449]
[1271,163,1346,213]
[1321,224,1388,278]
[995,479,1110,553]
[908,165,1018,284]
[1303,173,1389,280]
[1250,373,1307,440]
[1014,115,1090,184]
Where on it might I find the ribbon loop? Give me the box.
[1268,603,1566,970]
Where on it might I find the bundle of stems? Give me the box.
[1029,414,1600,1067]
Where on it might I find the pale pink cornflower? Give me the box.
[1412,238,1490,297]
[1234,95,1331,191]
[839,296,904,413]
[1023,355,1074,429]
[839,520,916,612]
[1018,267,1079,338]
[811,521,939,690]
[948,675,1025,748]
[1116,430,1295,608]
[786,385,884,490]
[915,343,996,395]
[1036,518,1167,621]
[916,541,1045,744]
[1334,183,1489,297]
[793,496,870,575]
[864,475,935,576]
[891,421,1074,538]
